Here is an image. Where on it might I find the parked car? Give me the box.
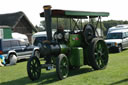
[32,31,57,47]
[0,39,40,64]
[105,29,128,52]
[32,31,47,48]
[32,30,71,46]
[107,24,128,33]
[12,32,29,43]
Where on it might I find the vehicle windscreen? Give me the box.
[106,33,122,39]
[34,37,47,45]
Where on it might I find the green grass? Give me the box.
[0,50,128,85]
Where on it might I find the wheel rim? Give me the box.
[34,51,40,58]
[27,57,41,80]
[94,40,108,68]
[9,54,17,65]
[56,54,69,80]
[60,57,68,78]
[118,46,122,52]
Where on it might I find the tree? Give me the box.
[40,18,128,36]
[40,18,83,30]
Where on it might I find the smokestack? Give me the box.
[43,5,52,41]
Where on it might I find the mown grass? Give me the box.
[0,50,128,85]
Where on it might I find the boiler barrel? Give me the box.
[40,44,69,56]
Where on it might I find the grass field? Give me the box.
[0,50,128,85]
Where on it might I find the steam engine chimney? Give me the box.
[43,5,52,41]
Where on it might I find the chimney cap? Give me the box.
[43,5,52,10]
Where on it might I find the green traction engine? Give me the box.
[27,5,109,81]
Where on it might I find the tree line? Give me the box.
[38,19,128,35]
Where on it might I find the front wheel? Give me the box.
[8,54,17,65]
[56,54,69,80]
[27,56,41,81]
[117,45,122,53]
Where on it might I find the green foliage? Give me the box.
[102,20,128,35]
[90,18,107,31]
[103,20,128,30]
[40,18,128,30]
[52,18,71,30]
[41,18,72,30]
[40,19,128,36]
[40,18,106,30]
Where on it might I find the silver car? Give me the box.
[105,29,128,52]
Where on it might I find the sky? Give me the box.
[0,0,128,26]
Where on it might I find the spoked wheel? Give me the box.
[56,54,69,80]
[89,38,109,70]
[27,56,41,81]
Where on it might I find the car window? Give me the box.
[2,40,11,50]
[11,40,20,47]
[126,32,128,37]
[106,33,122,39]
[123,32,127,38]
[20,41,27,46]
[36,37,47,41]
[34,37,47,45]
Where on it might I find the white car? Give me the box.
[107,24,128,33]
[105,29,128,52]
[12,32,29,43]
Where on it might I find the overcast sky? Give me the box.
[0,0,128,26]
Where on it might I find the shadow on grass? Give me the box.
[109,78,128,85]
[109,50,120,54]
[0,77,32,85]
[0,72,57,85]
[69,67,93,77]
[109,49,127,54]
[0,67,93,85]
[39,67,93,85]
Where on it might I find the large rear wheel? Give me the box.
[56,54,69,80]
[88,38,109,70]
[27,56,41,81]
